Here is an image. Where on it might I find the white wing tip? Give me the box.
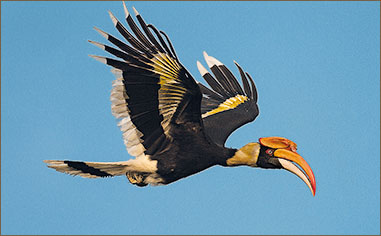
[122,1,129,17]
[108,11,118,26]
[197,61,209,76]
[203,51,223,68]
[233,60,240,66]
[89,55,107,64]
[93,26,108,39]
[132,6,139,16]
[88,40,106,50]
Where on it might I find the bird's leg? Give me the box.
[126,171,149,187]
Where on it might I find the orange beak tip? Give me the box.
[275,149,316,197]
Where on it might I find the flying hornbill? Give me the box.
[44,2,316,195]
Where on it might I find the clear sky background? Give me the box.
[2,1,380,235]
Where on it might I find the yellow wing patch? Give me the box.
[150,53,187,133]
[202,94,248,118]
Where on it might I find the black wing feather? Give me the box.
[90,4,202,157]
[209,65,235,96]
[202,70,230,97]
[246,72,258,101]
[147,24,175,58]
[109,11,152,57]
[93,27,152,64]
[198,54,259,147]
[125,9,157,53]
[135,15,165,53]
[218,65,244,95]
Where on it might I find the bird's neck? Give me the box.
[220,142,260,167]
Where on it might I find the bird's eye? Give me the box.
[266,149,274,156]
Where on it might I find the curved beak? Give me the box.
[274,149,316,196]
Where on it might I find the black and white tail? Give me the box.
[43,160,131,178]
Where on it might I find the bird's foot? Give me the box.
[126,171,148,187]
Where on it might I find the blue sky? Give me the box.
[2,1,380,235]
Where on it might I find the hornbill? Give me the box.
[44,2,316,196]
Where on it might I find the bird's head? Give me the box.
[226,137,316,196]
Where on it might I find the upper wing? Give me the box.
[89,3,201,158]
[197,52,259,147]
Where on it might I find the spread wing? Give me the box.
[197,52,259,147]
[89,3,201,158]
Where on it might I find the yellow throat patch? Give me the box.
[227,143,260,166]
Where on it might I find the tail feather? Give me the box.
[44,160,130,178]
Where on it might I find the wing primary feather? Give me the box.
[203,53,234,96]
[203,51,223,67]
[89,40,151,68]
[201,70,229,97]
[108,11,151,57]
[219,64,244,95]
[241,70,252,98]
[90,55,154,76]
[147,24,174,58]
[234,61,252,97]
[133,9,165,53]
[210,66,235,96]
[93,26,109,39]
[231,60,251,98]
[132,6,139,16]
[122,1,130,17]
[93,27,151,63]
[245,72,258,101]
[88,40,105,50]
[197,61,209,76]
[159,30,178,61]
[89,54,107,64]
[197,61,227,99]
[125,7,157,53]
